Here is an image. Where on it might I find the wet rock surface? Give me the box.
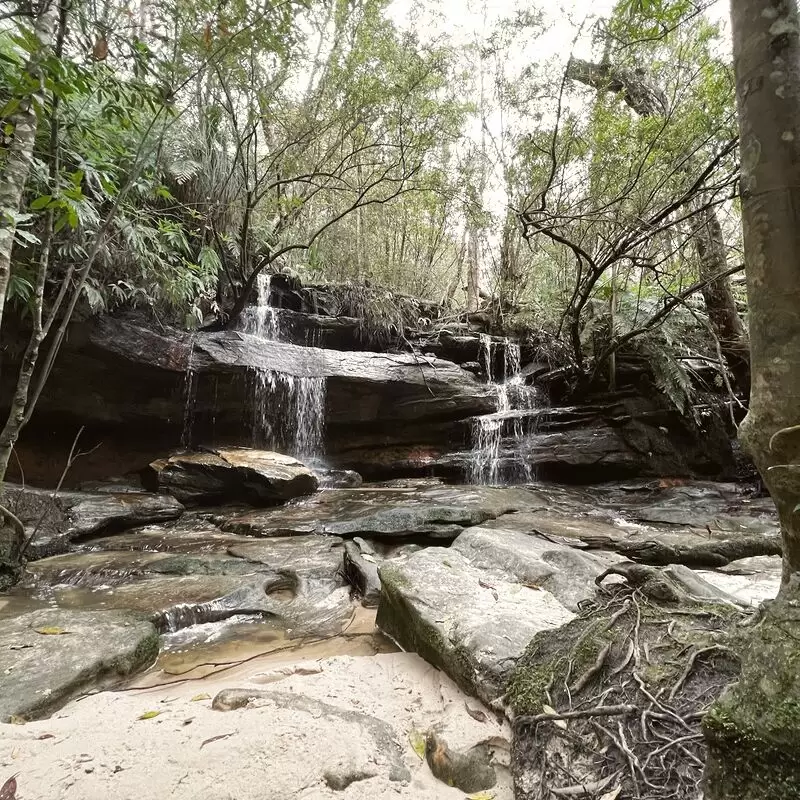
[149,448,318,505]
[217,483,529,540]
[0,483,184,559]
[0,609,158,722]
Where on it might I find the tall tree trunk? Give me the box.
[466,221,480,313]
[694,205,750,395]
[567,58,750,395]
[0,0,60,337]
[703,0,800,796]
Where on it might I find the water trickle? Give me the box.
[181,337,198,450]
[470,337,541,485]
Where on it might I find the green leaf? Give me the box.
[29,195,52,211]
[408,730,426,759]
[34,626,69,635]
[138,710,162,720]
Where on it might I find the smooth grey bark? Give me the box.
[566,57,750,395]
[0,0,60,337]
[703,1,800,797]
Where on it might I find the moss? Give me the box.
[704,595,800,799]
[508,616,616,714]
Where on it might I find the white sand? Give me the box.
[0,650,513,800]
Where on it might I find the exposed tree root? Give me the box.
[580,533,781,568]
[508,575,747,800]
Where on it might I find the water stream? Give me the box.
[470,335,541,485]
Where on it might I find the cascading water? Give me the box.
[181,336,197,449]
[250,370,326,460]
[245,273,326,460]
[243,274,280,341]
[469,335,540,485]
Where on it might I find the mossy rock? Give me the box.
[704,586,800,799]
[0,609,158,722]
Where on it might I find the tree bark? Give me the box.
[0,0,60,337]
[704,1,800,796]
[567,57,750,395]
[694,205,750,395]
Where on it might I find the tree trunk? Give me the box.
[694,205,750,396]
[0,0,60,337]
[567,58,750,395]
[703,1,800,796]
[466,220,480,313]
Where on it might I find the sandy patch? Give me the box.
[0,650,512,800]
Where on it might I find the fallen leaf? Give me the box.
[541,704,567,730]
[191,693,211,702]
[138,711,161,720]
[599,787,622,800]
[408,730,426,760]
[8,645,32,651]
[200,732,235,749]
[37,734,55,740]
[465,704,488,723]
[0,774,17,800]
[467,792,495,800]
[7,717,25,726]
[33,627,70,636]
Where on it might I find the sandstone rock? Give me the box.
[218,483,527,541]
[0,483,184,559]
[377,548,574,703]
[343,540,382,607]
[0,609,158,721]
[452,526,623,611]
[150,448,318,505]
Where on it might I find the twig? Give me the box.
[668,645,734,701]
[550,773,618,797]
[20,426,102,556]
[516,703,637,726]
[632,672,691,730]
[570,642,612,693]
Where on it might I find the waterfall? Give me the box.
[245,273,326,460]
[243,274,280,341]
[250,369,325,460]
[181,336,197,449]
[469,336,540,485]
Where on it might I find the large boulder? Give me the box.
[149,448,318,505]
[377,547,574,703]
[0,609,158,721]
[0,483,184,559]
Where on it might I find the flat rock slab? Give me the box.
[452,526,623,611]
[377,548,574,703]
[0,484,184,559]
[0,609,158,722]
[219,483,529,540]
[150,448,318,505]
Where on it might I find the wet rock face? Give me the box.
[5,315,497,485]
[216,484,528,540]
[0,609,159,722]
[0,483,184,559]
[149,448,318,506]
